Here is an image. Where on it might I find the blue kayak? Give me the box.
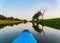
[12,30,37,43]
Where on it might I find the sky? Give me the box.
[0,0,60,20]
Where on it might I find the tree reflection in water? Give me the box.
[32,22,45,38]
[0,22,27,29]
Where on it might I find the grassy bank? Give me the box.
[0,20,26,24]
[38,18,60,30]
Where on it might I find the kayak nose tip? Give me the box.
[23,30,30,32]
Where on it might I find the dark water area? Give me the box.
[0,22,60,43]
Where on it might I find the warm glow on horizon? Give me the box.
[0,0,60,20]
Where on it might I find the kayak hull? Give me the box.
[12,30,37,43]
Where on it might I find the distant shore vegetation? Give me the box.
[37,18,60,30]
[0,14,27,24]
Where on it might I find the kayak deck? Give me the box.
[12,30,37,43]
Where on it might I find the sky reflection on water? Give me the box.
[0,22,60,43]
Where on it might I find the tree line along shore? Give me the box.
[0,14,27,24]
[37,18,60,30]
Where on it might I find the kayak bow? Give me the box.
[12,30,37,43]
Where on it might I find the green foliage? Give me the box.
[38,18,60,30]
[0,14,27,24]
[0,14,20,20]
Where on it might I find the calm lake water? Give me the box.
[0,22,60,43]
